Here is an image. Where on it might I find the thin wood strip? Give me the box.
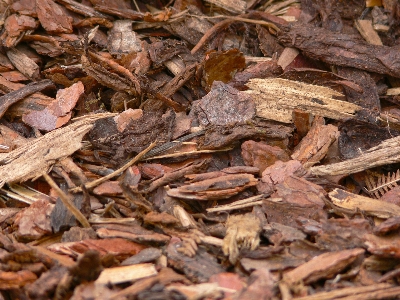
[69,142,156,193]
[310,135,400,176]
[295,283,393,300]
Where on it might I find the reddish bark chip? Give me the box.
[14,199,54,240]
[36,0,73,34]
[242,140,290,174]
[22,81,83,131]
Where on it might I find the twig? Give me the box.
[70,142,157,193]
[310,135,400,176]
[143,148,232,160]
[191,16,280,54]
[42,173,90,228]
[206,194,271,213]
[0,79,54,118]
[142,129,206,159]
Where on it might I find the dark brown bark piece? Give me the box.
[262,199,326,229]
[257,25,284,57]
[315,218,372,251]
[148,39,190,66]
[163,7,213,46]
[0,79,54,119]
[50,193,89,233]
[55,0,110,18]
[229,60,283,90]
[337,67,380,122]
[0,53,15,72]
[279,68,363,94]
[121,248,162,266]
[26,265,68,299]
[277,23,400,78]
[166,237,225,283]
[81,52,141,96]
[199,120,293,150]
[89,110,174,162]
[90,0,143,20]
[338,119,400,160]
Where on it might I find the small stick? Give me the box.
[70,142,156,193]
[206,194,271,213]
[0,79,54,118]
[43,173,90,228]
[191,16,279,54]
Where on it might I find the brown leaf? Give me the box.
[203,49,246,91]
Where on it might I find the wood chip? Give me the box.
[0,113,114,188]
[95,263,157,285]
[329,188,400,218]
[245,78,360,123]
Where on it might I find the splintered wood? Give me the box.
[329,188,400,218]
[245,78,361,123]
[310,134,400,176]
[0,113,113,188]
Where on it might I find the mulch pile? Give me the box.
[1,0,400,299]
